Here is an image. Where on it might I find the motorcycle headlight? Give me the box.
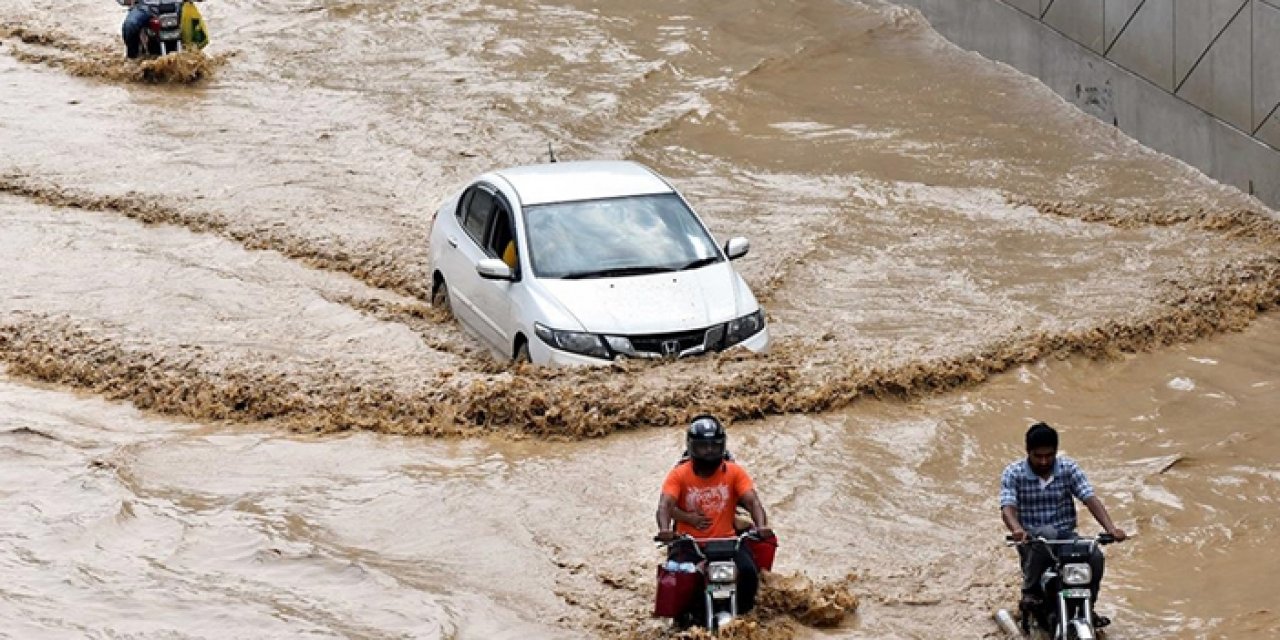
[533,323,608,359]
[1062,563,1092,586]
[724,309,765,347]
[707,561,737,583]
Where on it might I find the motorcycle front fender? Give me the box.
[1069,618,1095,640]
[1054,594,1095,640]
[706,586,737,631]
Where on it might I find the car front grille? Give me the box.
[628,328,710,357]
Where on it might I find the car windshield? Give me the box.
[522,193,723,279]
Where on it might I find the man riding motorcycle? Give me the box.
[1000,422,1128,627]
[118,0,151,59]
[656,415,773,619]
[117,0,206,59]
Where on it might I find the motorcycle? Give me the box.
[654,530,776,634]
[1006,533,1118,639]
[130,0,207,58]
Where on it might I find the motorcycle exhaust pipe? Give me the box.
[993,609,1021,636]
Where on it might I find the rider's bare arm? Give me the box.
[740,489,769,531]
[656,493,677,534]
[1083,496,1128,541]
[1001,505,1027,541]
[671,506,712,529]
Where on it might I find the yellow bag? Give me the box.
[180,1,209,49]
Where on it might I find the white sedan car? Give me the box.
[428,160,770,365]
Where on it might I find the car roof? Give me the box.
[492,160,674,206]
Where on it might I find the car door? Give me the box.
[471,196,519,356]
[443,185,501,350]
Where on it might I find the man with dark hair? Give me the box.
[1000,422,1127,620]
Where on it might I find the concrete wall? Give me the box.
[895,0,1280,208]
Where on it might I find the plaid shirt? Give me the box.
[999,456,1095,532]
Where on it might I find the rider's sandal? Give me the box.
[1093,613,1112,628]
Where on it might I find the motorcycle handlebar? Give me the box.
[654,533,695,545]
[1004,532,1121,546]
[654,529,766,546]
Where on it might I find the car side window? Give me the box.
[487,203,519,272]
[455,189,471,221]
[462,188,495,244]
[486,205,511,255]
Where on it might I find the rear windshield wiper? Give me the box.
[559,266,677,279]
[679,256,721,271]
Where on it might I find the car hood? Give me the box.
[536,262,754,335]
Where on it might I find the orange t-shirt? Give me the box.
[662,460,755,539]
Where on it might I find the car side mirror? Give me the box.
[724,237,750,260]
[476,258,514,281]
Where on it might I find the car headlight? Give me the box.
[604,335,636,356]
[724,309,765,347]
[707,561,737,583]
[533,323,609,359]
[1062,563,1091,586]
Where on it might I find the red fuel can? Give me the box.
[746,535,778,572]
[654,565,701,617]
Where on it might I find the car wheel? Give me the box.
[431,277,452,318]
[514,340,531,363]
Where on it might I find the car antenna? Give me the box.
[547,142,558,163]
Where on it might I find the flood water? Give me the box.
[1,0,1277,638]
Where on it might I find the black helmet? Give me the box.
[686,414,726,463]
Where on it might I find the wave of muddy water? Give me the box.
[0,21,227,83]
[1,0,1278,636]
[4,319,1278,637]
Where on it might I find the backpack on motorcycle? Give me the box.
[180,1,208,49]
[654,564,700,617]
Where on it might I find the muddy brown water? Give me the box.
[1,0,1278,637]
